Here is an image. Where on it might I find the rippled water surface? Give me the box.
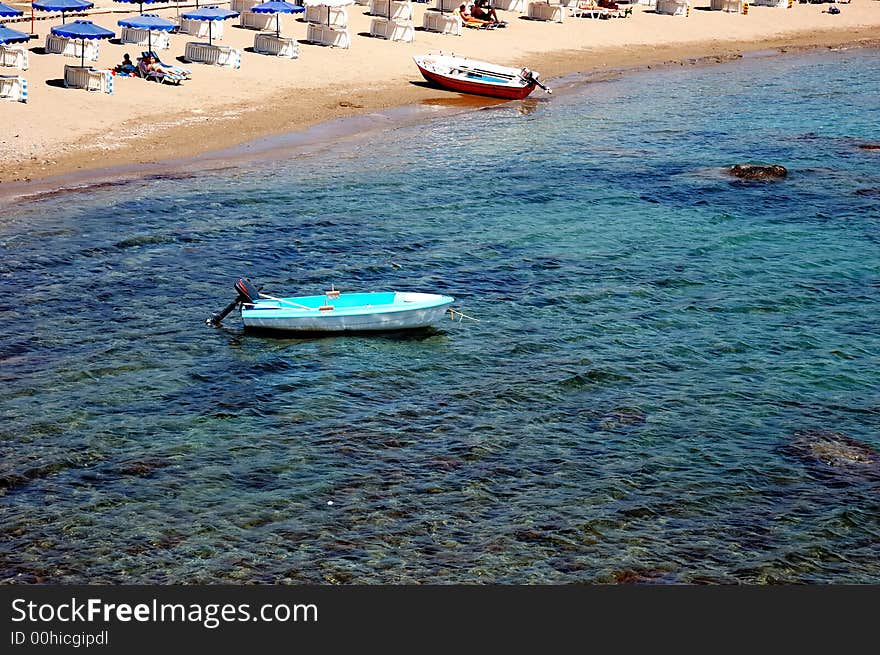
[2,49,879,584]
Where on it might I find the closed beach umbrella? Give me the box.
[33,0,94,25]
[117,13,174,52]
[250,1,304,38]
[50,19,113,66]
[0,24,29,43]
[180,6,238,46]
[0,2,24,17]
[112,0,159,15]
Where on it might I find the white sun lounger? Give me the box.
[491,0,525,11]
[46,34,100,61]
[305,5,349,27]
[422,10,462,34]
[184,42,242,68]
[369,0,414,19]
[179,18,225,40]
[369,17,415,41]
[240,11,277,30]
[432,0,461,11]
[120,27,171,50]
[527,1,565,21]
[231,0,261,10]
[0,44,29,70]
[63,65,113,93]
[253,32,299,58]
[306,22,350,48]
[0,74,27,102]
[709,0,745,10]
[655,0,689,14]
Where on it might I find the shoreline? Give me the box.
[1,19,879,203]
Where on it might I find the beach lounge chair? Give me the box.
[490,0,525,11]
[305,23,350,48]
[230,0,260,10]
[239,11,276,30]
[527,1,565,21]
[369,0,414,19]
[63,64,113,94]
[369,17,415,41]
[655,0,688,14]
[120,26,172,50]
[432,0,461,10]
[0,44,29,71]
[183,42,242,67]
[141,51,193,78]
[46,33,100,61]
[253,32,299,58]
[305,5,349,26]
[710,0,745,11]
[179,17,225,40]
[0,74,27,102]
[422,9,463,34]
[137,56,187,84]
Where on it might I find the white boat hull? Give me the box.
[240,291,455,333]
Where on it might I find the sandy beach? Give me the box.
[0,0,878,193]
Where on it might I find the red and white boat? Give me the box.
[413,53,551,100]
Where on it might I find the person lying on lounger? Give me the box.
[459,3,494,27]
[144,55,173,75]
[471,0,506,26]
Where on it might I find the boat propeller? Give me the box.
[206,278,260,327]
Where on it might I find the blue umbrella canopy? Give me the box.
[50,19,113,66]
[0,24,29,44]
[117,13,175,31]
[112,0,159,15]
[249,1,303,37]
[180,6,238,46]
[0,2,24,17]
[33,0,94,24]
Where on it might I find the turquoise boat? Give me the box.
[208,278,455,333]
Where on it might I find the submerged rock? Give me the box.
[728,164,788,180]
[786,430,880,482]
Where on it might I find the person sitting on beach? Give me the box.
[115,53,137,75]
[471,0,506,26]
[458,3,494,27]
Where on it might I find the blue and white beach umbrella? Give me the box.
[250,1,304,38]
[0,24,29,43]
[50,19,113,66]
[180,6,238,46]
[33,0,94,25]
[0,2,24,18]
[112,0,160,15]
[117,13,174,51]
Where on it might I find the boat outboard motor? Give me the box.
[520,67,552,94]
[206,277,261,327]
[234,277,260,305]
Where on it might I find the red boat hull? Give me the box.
[417,65,537,100]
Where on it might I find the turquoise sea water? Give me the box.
[1,48,878,584]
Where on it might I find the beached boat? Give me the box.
[207,278,455,333]
[413,53,551,100]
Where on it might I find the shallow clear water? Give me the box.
[1,49,878,584]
